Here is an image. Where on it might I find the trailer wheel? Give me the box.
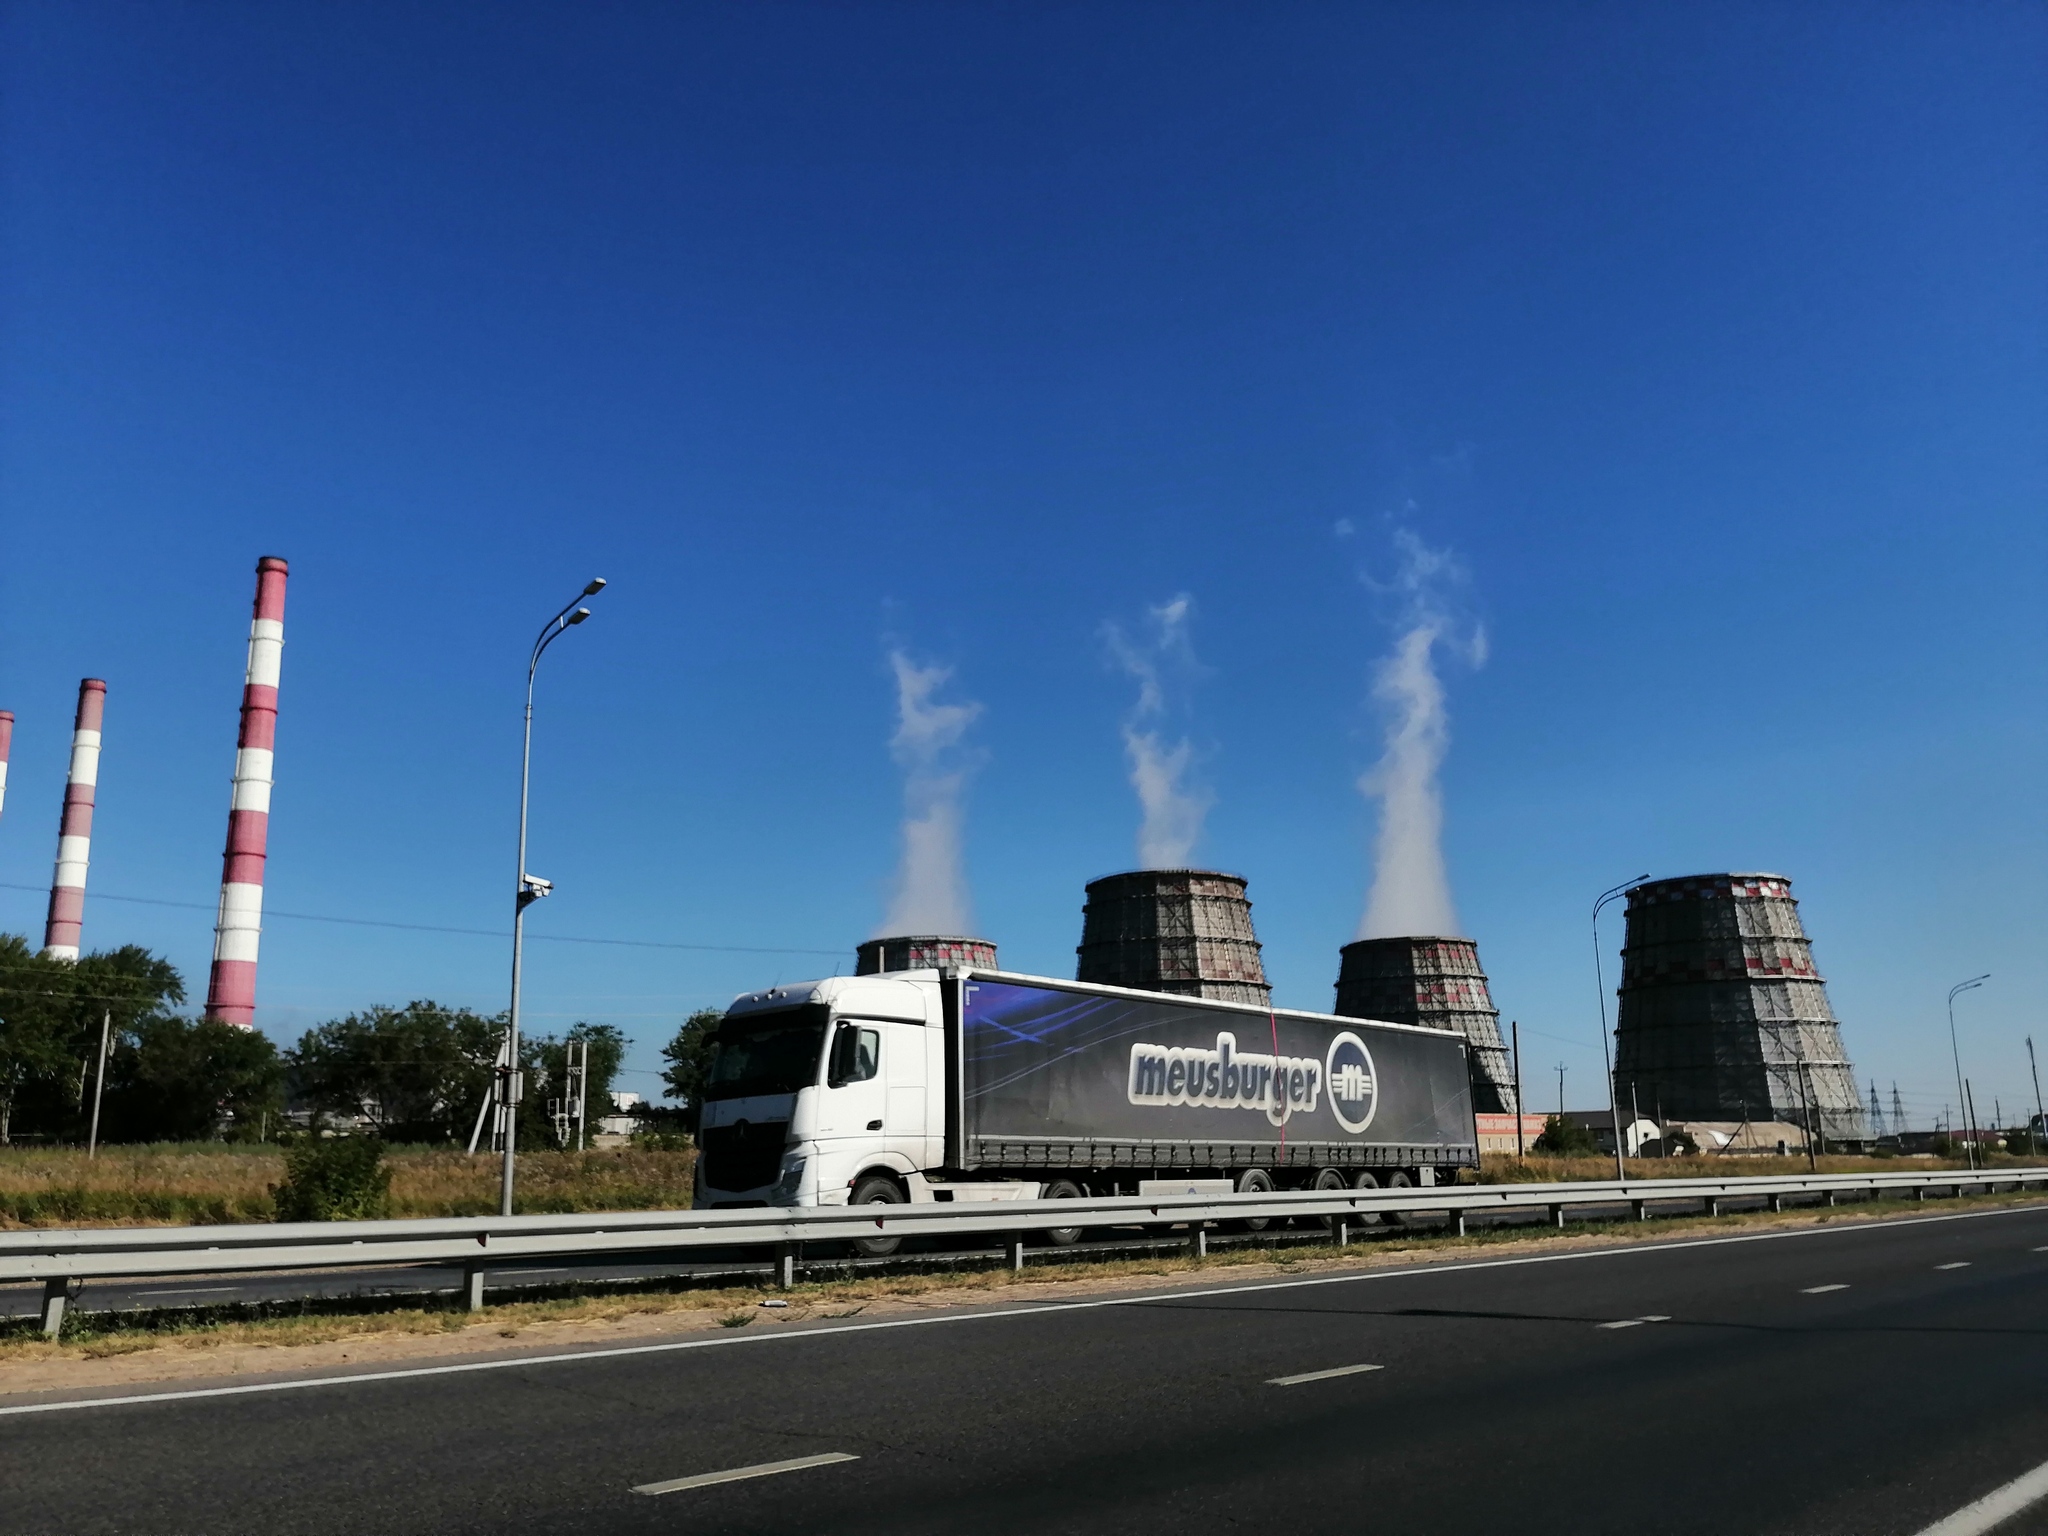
[1381,1168,1417,1226]
[1312,1167,1348,1231]
[1352,1169,1388,1226]
[1042,1179,1086,1246]
[1233,1168,1276,1233]
[849,1175,907,1256]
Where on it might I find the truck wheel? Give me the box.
[1042,1179,1085,1246]
[1234,1168,1275,1233]
[1382,1168,1417,1227]
[1312,1167,1347,1231]
[849,1175,906,1257]
[1353,1169,1388,1226]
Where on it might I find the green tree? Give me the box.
[1532,1114,1600,1156]
[288,1001,503,1142]
[102,1018,284,1142]
[0,935,191,1143]
[660,1009,724,1133]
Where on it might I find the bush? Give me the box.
[1532,1115,1600,1156]
[271,1137,392,1222]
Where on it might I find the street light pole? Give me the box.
[1594,874,1649,1182]
[1946,975,1989,1174]
[499,578,606,1218]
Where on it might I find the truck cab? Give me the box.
[694,973,944,1208]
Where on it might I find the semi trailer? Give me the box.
[694,967,1478,1245]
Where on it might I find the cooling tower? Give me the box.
[1075,869,1271,1007]
[1335,937,1518,1114]
[857,935,999,974]
[1615,873,1866,1142]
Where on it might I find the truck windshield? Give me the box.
[704,1006,828,1101]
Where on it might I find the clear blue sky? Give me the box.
[2,3,2042,1126]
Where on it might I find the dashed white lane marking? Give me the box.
[1912,1454,2048,1536]
[1936,1262,1973,1271]
[632,1452,858,1496]
[1268,1363,1383,1386]
[1801,1284,1850,1294]
[1597,1315,1671,1330]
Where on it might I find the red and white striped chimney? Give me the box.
[204,556,288,1027]
[43,679,107,960]
[0,710,13,824]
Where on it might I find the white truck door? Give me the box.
[881,1022,928,1169]
[816,1021,887,1155]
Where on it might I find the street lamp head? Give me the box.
[582,578,607,595]
[567,607,592,625]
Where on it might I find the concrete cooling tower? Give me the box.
[1334,938,1519,1114]
[856,936,999,974]
[1075,869,1272,1007]
[1614,873,1866,1142]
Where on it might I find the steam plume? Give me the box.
[878,651,982,935]
[1107,595,1211,868]
[1356,531,1485,939]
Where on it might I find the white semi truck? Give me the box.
[694,967,1478,1246]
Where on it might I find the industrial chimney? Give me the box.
[1615,873,1866,1142]
[1335,937,1519,1114]
[204,556,288,1027]
[856,936,999,974]
[1076,869,1271,1006]
[0,710,12,824]
[42,679,106,961]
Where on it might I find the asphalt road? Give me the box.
[0,1191,1792,1320]
[5,1203,2046,1536]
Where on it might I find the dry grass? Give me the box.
[1471,1151,2044,1184]
[0,1144,696,1228]
[6,1181,2043,1373]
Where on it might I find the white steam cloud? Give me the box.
[878,651,983,936]
[1107,595,1212,869]
[1356,530,1486,940]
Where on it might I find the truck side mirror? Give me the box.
[826,1024,859,1088]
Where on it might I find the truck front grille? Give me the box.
[698,1120,790,1192]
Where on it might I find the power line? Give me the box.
[0,881,843,958]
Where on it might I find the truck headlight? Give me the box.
[769,1156,807,1204]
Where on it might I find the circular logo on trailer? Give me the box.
[1324,1033,1378,1134]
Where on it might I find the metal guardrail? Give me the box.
[6,1166,2045,1335]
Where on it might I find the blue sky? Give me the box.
[2,3,2042,1126]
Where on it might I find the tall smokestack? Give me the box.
[42,679,107,960]
[204,556,288,1027]
[0,710,13,823]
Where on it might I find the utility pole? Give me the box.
[86,1008,111,1159]
[2027,1038,2042,1158]
[1512,1021,1524,1160]
[566,1037,588,1152]
[1557,1063,1567,1120]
